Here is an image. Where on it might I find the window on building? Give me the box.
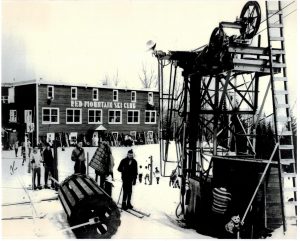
[131,91,136,102]
[145,110,156,124]
[47,86,54,99]
[127,110,140,124]
[9,110,17,123]
[8,87,15,103]
[71,87,77,100]
[66,108,82,124]
[148,92,153,105]
[88,109,102,123]
[24,110,32,123]
[113,90,118,102]
[93,88,98,101]
[2,96,8,103]
[42,108,59,124]
[108,110,122,124]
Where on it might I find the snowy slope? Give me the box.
[1,144,210,239]
[2,144,296,239]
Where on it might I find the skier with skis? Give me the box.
[117,149,138,210]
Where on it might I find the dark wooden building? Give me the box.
[1,80,159,147]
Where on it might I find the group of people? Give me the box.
[14,138,161,211]
[16,140,56,190]
[138,165,160,185]
[32,144,56,190]
[73,143,139,211]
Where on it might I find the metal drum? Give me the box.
[58,174,120,238]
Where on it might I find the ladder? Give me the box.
[266,0,297,232]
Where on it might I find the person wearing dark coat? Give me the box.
[117,149,138,210]
[43,144,55,188]
[71,141,86,174]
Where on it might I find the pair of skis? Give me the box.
[118,205,150,219]
[117,186,150,219]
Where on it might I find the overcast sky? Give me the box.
[1,0,298,109]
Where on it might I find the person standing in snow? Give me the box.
[71,141,86,174]
[91,141,114,191]
[43,143,55,189]
[138,165,143,183]
[27,139,32,158]
[13,140,19,157]
[31,147,42,190]
[21,142,26,166]
[117,149,138,210]
[153,167,160,184]
[144,166,150,185]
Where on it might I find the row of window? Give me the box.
[9,109,33,123]
[42,108,157,124]
[47,86,154,103]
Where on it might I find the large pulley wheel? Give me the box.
[209,27,225,51]
[240,1,261,39]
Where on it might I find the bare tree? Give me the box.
[113,69,120,87]
[139,63,157,88]
[102,73,110,86]
[102,69,120,87]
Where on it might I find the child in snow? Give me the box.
[144,166,150,185]
[153,167,160,184]
[138,165,143,183]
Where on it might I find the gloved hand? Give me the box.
[31,159,35,164]
[132,179,136,185]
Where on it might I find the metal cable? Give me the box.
[257,7,297,35]
[260,1,295,24]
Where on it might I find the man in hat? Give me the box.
[71,141,86,174]
[117,149,138,210]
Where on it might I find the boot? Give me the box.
[122,202,128,210]
[127,203,133,209]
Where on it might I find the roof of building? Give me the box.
[1,79,159,92]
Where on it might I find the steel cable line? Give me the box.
[260,1,295,24]
[256,5,296,35]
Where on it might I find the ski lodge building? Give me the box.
[1,80,159,147]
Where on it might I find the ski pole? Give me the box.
[60,217,100,232]
[117,186,123,205]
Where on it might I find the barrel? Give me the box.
[58,174,121,238]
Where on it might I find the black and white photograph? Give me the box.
[1,0,298,239]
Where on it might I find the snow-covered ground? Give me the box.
[1,144,211,239]
[1,144,297,239]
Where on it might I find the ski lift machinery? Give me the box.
[149,0,296,236]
